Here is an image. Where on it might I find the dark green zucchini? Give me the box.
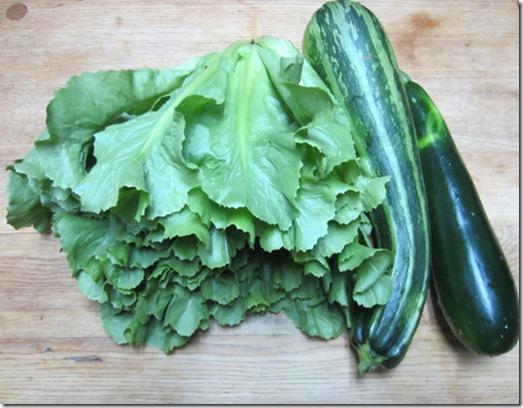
[303,1,430,373]
[404,78,519,355]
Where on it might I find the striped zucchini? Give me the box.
[404,78,519,356]
[303,1,430,373]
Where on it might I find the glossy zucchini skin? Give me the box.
[404,79,519,355]
[303,1,430,373]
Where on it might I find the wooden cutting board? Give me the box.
[0,0,519,404]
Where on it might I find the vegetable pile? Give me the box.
[6,0,519,374]
[7,36,392,354]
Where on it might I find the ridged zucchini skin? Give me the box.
[404,79,519,356]
[303,1,430,373]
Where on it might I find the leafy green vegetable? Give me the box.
[6,36,392,353]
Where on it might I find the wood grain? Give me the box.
[0,0,519,404]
